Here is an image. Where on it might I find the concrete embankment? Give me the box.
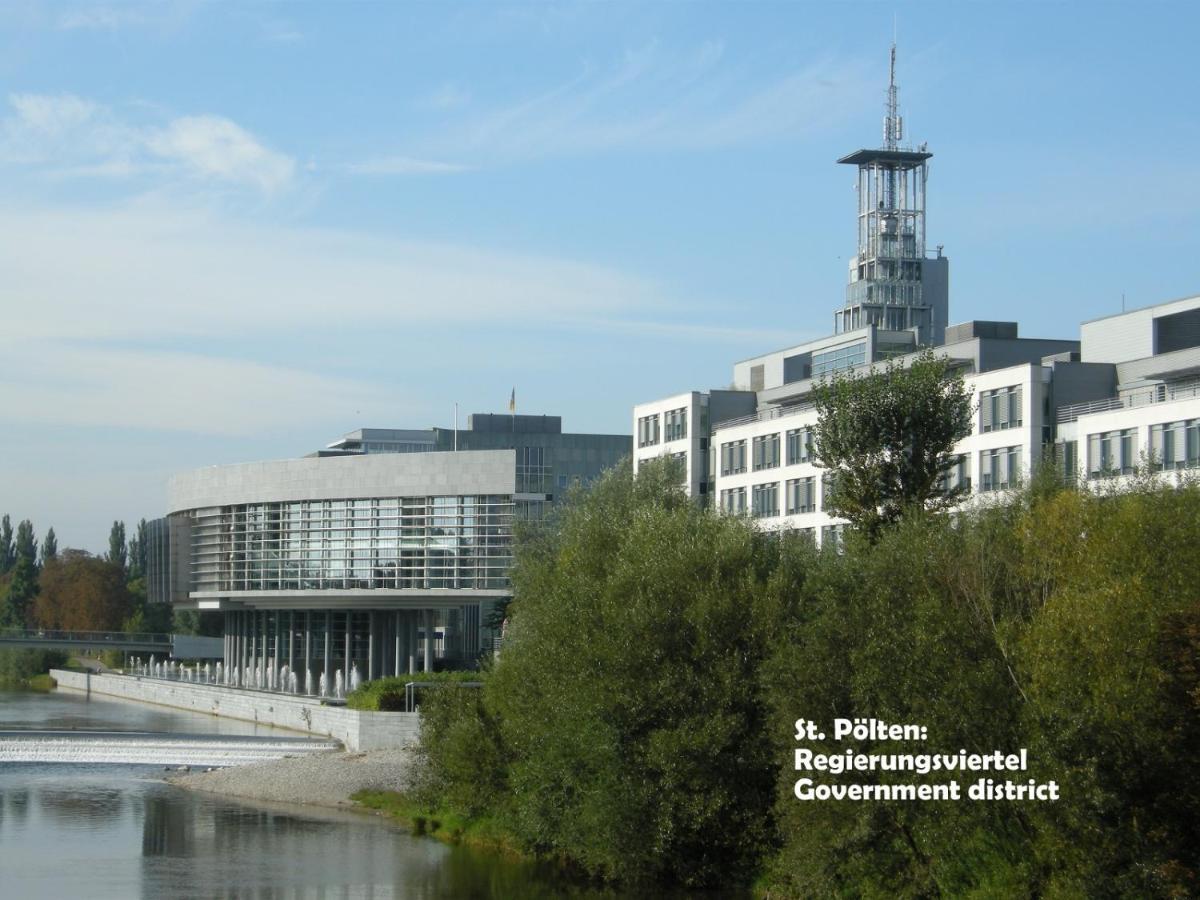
[169,747,415,809]
[51,669,420,751]
[0,730,340,767]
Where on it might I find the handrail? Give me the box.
[1057,382,1200,424]
[0,628,171,644]
[716,403,815,431]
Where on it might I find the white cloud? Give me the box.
[343,155,469,176]
[57,6,152,30]
[0,93,294,193]
[146,116,295,191]
[420,44,873,162]
[418,83,471,110]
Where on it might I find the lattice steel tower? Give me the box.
[835,44,948,345]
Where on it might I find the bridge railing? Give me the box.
[0,628,172,645]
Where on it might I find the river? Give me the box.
[0,688,645,899]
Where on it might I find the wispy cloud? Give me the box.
[418,82,471,111]
[0,93,295,193]
[416,43,873,163]
[343,155,469,176]
[57,6,153,30]
[0,204,754,436]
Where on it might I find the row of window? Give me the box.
[719,447,1022,515]
[637,407,688,447]
[1075,418,1200,478]
[721,428,815,475]
[721,476,818,518]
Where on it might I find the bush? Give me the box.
[346,670,482,711]
[0,647,67,686]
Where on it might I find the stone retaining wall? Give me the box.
[51,670,420,751]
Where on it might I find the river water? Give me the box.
[0,688,638,899]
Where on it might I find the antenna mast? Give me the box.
[884,43,902,149]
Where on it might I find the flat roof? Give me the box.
[837,148,932,166]
[1080,291,1200,326]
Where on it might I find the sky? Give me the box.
[1,0,1197,552]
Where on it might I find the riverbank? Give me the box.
[169,746,415,809]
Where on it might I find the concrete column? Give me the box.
[343,610,352,687]
[407,610,416,675]
[304,611,312,691]
[287,610,295,672]
[367,611,376,681]
[275,611,282,689]
[394,611,402,677]
[423,608,433,672]
[323,610,332,688]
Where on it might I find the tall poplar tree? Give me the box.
[107,521,127,571]
[40,528,57,565]
[0,515,13,574]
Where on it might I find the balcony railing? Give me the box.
[716,403,815,431]
[1057,380,1200,424]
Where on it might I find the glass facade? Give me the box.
[187,495,514,594]
[811,342,867,378]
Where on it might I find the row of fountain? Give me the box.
[131,655,363,699]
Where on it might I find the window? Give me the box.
[786,428,814,465]
[979,446,1021,491]
[752,433,780,471]
[821,524,845,551]
[1088,428,1137,478]
[786,477,816,514]
[664,407,688,442]
[751,482,779,518]
[750,365,765,392]
[670,451,687,484]
[811,342,866,378]
[637,414,660,448]
[939,454,971,493]
[721,439,747,475]
[720,486,746,515]
[980,386,1023,432]
[1150,420,1200,471]
[820,473,836,511]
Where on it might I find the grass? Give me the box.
[351,790,525,859]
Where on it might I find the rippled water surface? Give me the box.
[0,689,642,899]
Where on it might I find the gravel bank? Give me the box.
[169,747,416,809]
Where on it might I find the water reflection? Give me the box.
[1,691,701,898]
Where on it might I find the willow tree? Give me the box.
[813,348,973,540]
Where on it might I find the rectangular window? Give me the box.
[821,524,845,551]
[980,386,1023,433]
[786,427,814,465]
[1087,428,1137,478]
[720,439,747,475]
[664,407,688,442]
[637,414,660,448]
[670,451,687,484]
[751,482,779,518]
[720,486,746,515]
[939,454,971,493]
[1150,420,1200,471]
[786,477,816,514]
[979,446,1021,491]
[752,433,780,471]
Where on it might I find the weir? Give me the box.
[0,730,340,767]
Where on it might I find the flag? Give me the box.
[509,387,516,413]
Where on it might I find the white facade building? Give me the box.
[633,48,1200,544]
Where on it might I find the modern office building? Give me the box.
[632,48,1200,545]
[148,413,627,693]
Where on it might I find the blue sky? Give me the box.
[1,0,1197,551]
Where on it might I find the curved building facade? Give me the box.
[151,415,628,694]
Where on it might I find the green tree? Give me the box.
[1,520,40,627]
[813,348,973,540]
[127,518,148,581]
[40,527,57,566]
[475,458,785,887]
[107,520,127,571]
[0,515,12,574]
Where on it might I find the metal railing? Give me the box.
[716,403,815,431]
[0,628,171,646]
[1057,381,1200,424]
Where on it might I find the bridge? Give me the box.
[0,629,223,658]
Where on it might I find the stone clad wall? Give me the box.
[51,670,420,751]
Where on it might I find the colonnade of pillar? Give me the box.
[221,608,441,696]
